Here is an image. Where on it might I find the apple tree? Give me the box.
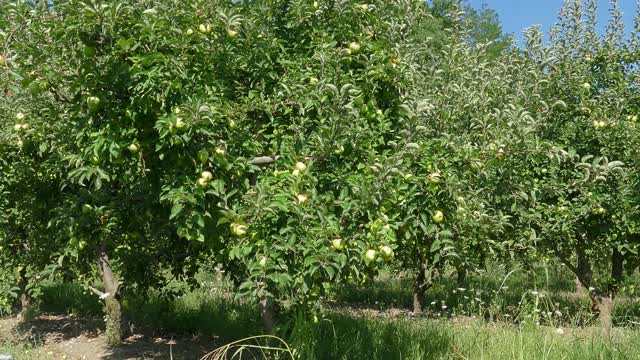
[502,0,640,330]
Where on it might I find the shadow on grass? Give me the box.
[122,289,260,341]
[332,266,640,328]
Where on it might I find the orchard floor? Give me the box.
[1,313,639,360]
[1,265,640,359]
[0,315,214,359]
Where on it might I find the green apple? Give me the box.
[349,42,361,54]
[227,29,238,38]
[428,172,442,184]
[313,1,319,9]
[296,194,308,204]
[331,238,345,251]
[215,147,225,155]
[228,119,236,129]
[16,112,25,121]
[582,82,591,91]
[198,23,212,34]
[128,143,139,153]
[87,96,101,111]
[259,256,267,268]
[21,123,29,130]
[364,249,377,262]
[471,161,484,170]
[598,120,606,128]
[197,177,208,189]
[197,149,209,164]
[380,245,394,259]
[82,204,93,214]
[201,171,213,182]
[78,240,87,250]
[14,123,22,131]
[433,210,444,224]
[175,118,186,130]
[186,28,194,36]
[309,77,319,85]
[231,223,247,236]
[295,161,307,171]
[91,156,100,165]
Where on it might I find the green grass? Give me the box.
[284,317,640,360]
[334,264,640,328]
[2,264,640,359]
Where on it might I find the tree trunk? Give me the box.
[575,236,593,288]
[413,260,430,314]
[590,293,614,336]
[573,236,615,333]
[609,249,624,297]
[258,297,275,334]
[17,267,34,321]
[98,250,122,346]
[575,275,586,296]
[456,267,467,287]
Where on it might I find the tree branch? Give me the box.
[251,156,280,166]
[88,285,107,298]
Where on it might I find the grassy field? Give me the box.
[1,263,639,359]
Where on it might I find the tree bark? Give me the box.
[609,249,624,297]
[258,297,275,334]
[456,266,467,287]
[590,293,614,336]
[575,236,593,287]
[413,260,430,314]
[572,236,615,332]
[575,275,586,296]
[98,250,122,346]
[17,267,34,321]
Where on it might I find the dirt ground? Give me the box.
[0,315,220,360]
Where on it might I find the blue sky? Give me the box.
[467,0,638,43]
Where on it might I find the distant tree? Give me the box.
[428,0,513,58]
[464,3,514,59]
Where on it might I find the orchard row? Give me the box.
[1,0,639,345]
